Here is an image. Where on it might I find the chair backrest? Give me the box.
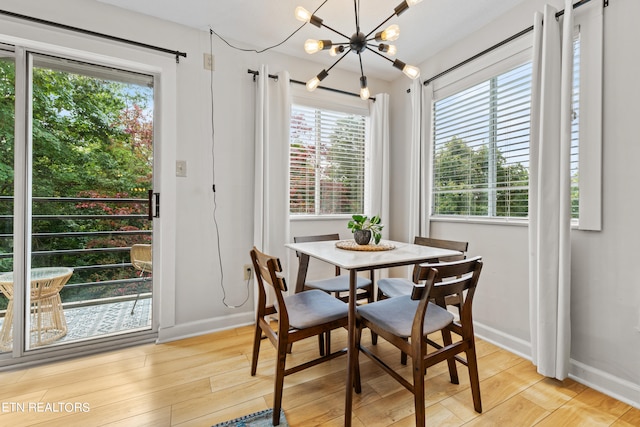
[130,244,152,272]
[250,246,287,293]
[411,237,468,282]
[293,234,341,289]
[413,257,483,327]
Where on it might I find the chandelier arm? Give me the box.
[365,46,395,64]
[319,23,351,40]
[325,48,352,73]
[358,53,365,77]
[364,12,397,39]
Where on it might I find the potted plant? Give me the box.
[347,214,384,245]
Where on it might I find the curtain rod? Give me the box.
[247,69,375,101]
[421,0,601,87]
[0,9,187,63]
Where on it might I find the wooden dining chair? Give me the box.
[249,246,348,426]
[355,257,483,427]
[375,237,468,363]
[294,233,374,304]
[293,234,374,355]
[376,236,468,301]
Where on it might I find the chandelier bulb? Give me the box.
[306,69,329,92]
[395,0,423,16]
[295,6,323,27]
[378,44,398,55]
[305,39,332,54]
[393,59,421,79]
[294,6,311,22]
[375,24,400,42]
[403,64,421,79]
[359,76,370,100]
[329,45,345,57]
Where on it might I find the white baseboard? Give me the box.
[569,359,640,409]
[156,311,254,343]
[474,321,532,361]
[474,321,640,410]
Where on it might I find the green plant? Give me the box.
[347,214,384,244]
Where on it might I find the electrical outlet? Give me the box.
[243,264,252,280]
[204,53,214,71]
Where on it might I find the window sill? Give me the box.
[430,216,582,229]
[430,216,528,227]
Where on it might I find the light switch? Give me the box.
[176,160,187,177]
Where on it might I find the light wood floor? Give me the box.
[0,325,637,426]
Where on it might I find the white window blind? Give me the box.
[570,36,580,219]
[432,62,533,218]
[290,104,366,215]
[431,36,581,220]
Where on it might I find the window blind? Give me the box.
[290,105,366,215]
[570,36,580,218]
[432,62,533,218]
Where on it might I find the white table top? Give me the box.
[285,239,462,271]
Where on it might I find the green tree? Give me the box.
[433,136,529,217]
[322,115,365,214]
[0,57,154,304]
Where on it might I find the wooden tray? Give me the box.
[335,240,395,251]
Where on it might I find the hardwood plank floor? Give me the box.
[0,325,636,426]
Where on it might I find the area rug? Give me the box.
[212,408,288,427]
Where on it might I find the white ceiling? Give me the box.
[98,0,526,81]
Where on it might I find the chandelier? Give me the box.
[295,0,423,99]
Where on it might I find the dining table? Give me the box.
[285,238,463,426]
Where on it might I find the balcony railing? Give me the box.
[0,195,152,314]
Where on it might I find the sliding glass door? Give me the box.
[0,48,15,353]
[0,47,156,357]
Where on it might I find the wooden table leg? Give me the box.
[344,268,357,426]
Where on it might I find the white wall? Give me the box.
[388,0,640,408]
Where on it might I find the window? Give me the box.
[431,38,581,220]
[432,62,533,218]
[289,104,367,215]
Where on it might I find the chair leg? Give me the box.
[371,330,378,345]
[412,351,426,427]
[466,344,483,413]
[441,328,459,384]
[250,324,262,376]
[367,286,378,345]
[273,343,288,426]
[317,333,326,356]
[354,321,363,394]
[401,338,408,365]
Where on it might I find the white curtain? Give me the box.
[367,93,390,239]
[253,65,291,286]
[408,79,423,240]
[528,1,574,380]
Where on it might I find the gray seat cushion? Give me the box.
[306,275,372,293]
[283,289,348,329]
[357,295,454,337]
[377,277,413,298]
